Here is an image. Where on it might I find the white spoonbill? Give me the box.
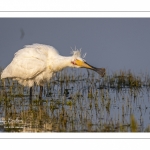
[1,44,105,100]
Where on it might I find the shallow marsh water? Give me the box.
[0,69,150,132]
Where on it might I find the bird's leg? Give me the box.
[39,86,43,99]
[39,86,43,106]
[39,86,44,126]
[29,87,32,103]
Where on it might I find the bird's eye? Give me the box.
[71,61,76,65]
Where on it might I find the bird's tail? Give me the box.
[1,68,10,79]
[95,68,106,77]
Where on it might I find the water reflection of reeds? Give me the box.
[1,69,150,132]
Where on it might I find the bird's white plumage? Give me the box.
[1,44,83,87]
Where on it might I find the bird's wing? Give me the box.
[2,57,46,79]
[1,46,48,79]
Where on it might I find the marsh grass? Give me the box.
[0,68,150,132]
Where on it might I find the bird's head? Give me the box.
[70,49,106,77]
[71,50,89,69]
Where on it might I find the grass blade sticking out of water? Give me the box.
[130,114,138,132]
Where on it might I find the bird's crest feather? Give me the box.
[71,47,86,61]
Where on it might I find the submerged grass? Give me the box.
[0,68,150,132]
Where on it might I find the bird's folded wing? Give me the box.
[2,57,46,79]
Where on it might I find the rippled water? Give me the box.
[0,69,150,132]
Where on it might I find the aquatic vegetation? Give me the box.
[0,68,150,132]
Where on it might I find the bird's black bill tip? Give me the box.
[83,62,106,77]
[94,68,106,77]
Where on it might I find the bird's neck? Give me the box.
[51,56,73,72]
[60,56,73,68]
